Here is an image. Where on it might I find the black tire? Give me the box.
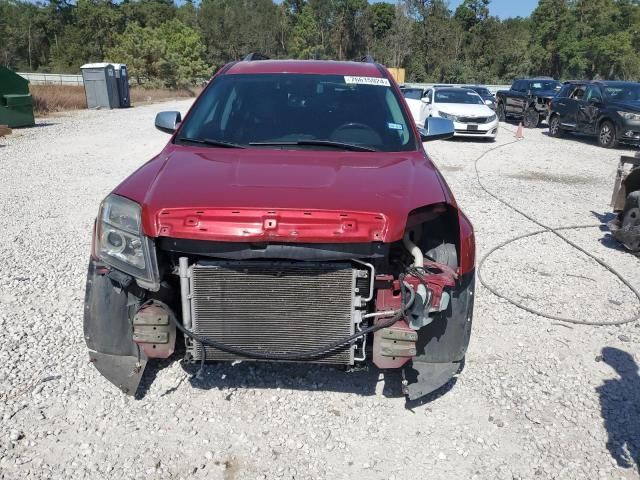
[548,114,564,138]
[598,120,618,148]
[523,107,540,128]
[496,103,506,122]
[620,191,640,251]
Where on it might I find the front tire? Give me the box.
[598,120,618,148]
[620,191,640,251]
[523,107,540,128]
[549,115,564,138]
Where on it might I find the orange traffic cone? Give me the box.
[515,122,524,139]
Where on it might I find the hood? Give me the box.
[435,103,495,117]
[114,145,450,243]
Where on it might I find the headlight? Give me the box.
[487,114,497,122]
[95,194,160,289]
[618,111,640,121]
[439,111,458,121]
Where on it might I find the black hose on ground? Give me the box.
[462,127,640,326]
[172,276,416,361]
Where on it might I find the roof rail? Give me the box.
[243,53,270,61]
[359,55,376,64]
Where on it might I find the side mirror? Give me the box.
[485,99,494,105]
[419,117,454,142]
[421,97,431,104]
[155,111,181,134]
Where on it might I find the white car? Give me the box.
[421,87,498,140]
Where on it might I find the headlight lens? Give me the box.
[487,114,497,122]
[439,111,458,121]
[618,111,640,121]
[96,194,159,288]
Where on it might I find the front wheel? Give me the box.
[619,191,640,251]
[496,103,506,122]
[598,120,618,148]
[549,115,564,138]
[523,107,540,128]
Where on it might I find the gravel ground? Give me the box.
[1,102,640,479]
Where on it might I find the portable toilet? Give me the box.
[111,63,131,108]
[80,63,119,109]
[0,66,35,127]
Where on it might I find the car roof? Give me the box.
[593,80,640,87]
[225,60,385,77]
[562,80,640,87]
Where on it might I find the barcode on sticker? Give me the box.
[344,76,391,87]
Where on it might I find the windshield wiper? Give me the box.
[249,140,378,152]
[177,137,245,149]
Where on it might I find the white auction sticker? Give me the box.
[344,76,391,87]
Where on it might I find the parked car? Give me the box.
[466,85,497,110]
[496,77,561,128]
[400,85,430,127]
[84,57,476,401]
[421,87,498,139]
[549,80,640,148]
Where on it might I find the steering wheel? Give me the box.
[329,122,380,142]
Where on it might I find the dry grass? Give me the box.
[30,84,202,116]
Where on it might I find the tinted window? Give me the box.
[434,89,484,105]
[585,86,603,103]
[529,80,561,92]
[401,88,424,100]
[557,84,574,98]
[471,87,491,96]
[178,73,415,152]
[512,81,525,92]
[602,84,640,102]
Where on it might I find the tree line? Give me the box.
[1,0,640,88]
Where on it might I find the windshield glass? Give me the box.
[177,73,415,152]
[401,88,424,100]
[603,84,640,102]
[434,89,484,105]
[471,87,491,96]
[530,81,561,92]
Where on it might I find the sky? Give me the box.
[368,0,538,19]
[447,0,538,18]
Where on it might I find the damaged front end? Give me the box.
[84,198,475,400]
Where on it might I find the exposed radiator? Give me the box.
[186,261,358,364]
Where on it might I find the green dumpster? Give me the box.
[0,66,35,128]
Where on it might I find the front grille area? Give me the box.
[187,261,356,364]
[457,116,490,124]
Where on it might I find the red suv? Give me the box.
[84,57,475,400]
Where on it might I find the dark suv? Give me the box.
[549,81,640,148]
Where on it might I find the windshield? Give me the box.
[401,88,424,100]
[434,89,484,105]
[530,81,561,92]
[603,84,640,102]
[471,87,491,96]
[177,73,415,152]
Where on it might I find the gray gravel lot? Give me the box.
[1,101,640,479]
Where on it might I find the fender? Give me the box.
[83,259,147,395]
[404,270,475,399]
